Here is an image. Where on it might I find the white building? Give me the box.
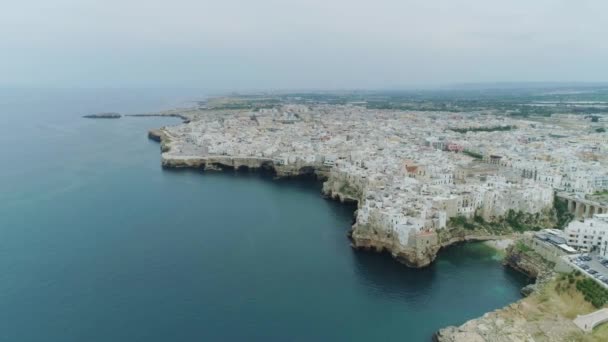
[565,214,608,257]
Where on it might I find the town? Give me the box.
[149,94,608,340]
[154,95,607,268]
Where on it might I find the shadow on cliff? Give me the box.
[161,166,336,196]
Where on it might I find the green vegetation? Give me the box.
[473,214,486,224]
[505,209,543,232]
[555,272,608,309]
[338,182,362,199]
[463,150,483,159]
[554,195,574,229]
[450,125,515,133]
[514,240,533,253]
[449,210,546,233]
[576,278,608,308]
[446,208,554,237]
[449,215,475,230]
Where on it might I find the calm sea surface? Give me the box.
[0,88,530,341]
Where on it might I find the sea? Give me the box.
[0,88,530,341]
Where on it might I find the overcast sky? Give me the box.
[1,0,607,90]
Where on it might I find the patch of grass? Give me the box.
[515,241,533,253]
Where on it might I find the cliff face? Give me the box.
[151,127,549,270]
[153,128,330,178]
[322,170,493,268]
[350,225,440,268]
[503,243,553,280]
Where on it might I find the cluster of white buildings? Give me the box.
[565,214,608,257]
[161,104,608,247]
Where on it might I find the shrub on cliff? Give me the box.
[553,196,573,229]
[515,241,533,253]
[576,278,608,308]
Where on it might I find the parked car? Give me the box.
[589,269,598,275]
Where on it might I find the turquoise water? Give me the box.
[0,89,530,341]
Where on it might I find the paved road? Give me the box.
[566,254,608,289]
[574,308,608,332]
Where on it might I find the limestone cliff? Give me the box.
[151,126,553,270]
[503,242,554,281]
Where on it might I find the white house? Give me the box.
[565,214,608,256]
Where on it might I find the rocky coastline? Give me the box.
[150,126,519,269]
[433,240,562,342]
[153,127,331,179]
[145,113,572,342]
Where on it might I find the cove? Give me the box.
[0,89,530,341]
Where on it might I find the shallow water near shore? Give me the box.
[0,89,530,341]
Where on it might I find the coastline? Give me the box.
[150,125,523,269]
[144,111,561,341]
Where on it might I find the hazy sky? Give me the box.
[2,0,607,90]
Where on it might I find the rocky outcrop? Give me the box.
[435,239,560,342]
[148,129,172,152]
[503,243,553,281]
[350,227,440,268]
[351,224,516,268]
[148,129,163,142]
[433,303,539,342]
[321,170,362,204]
[432,274,593,342]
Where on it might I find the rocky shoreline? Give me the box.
[150,126,518,269]
[433,241,563,342]
[147,120,573,341]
